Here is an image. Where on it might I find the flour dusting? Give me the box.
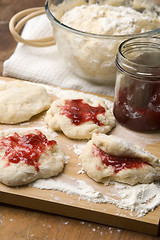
[30,177,103,201]
[73,143,86,156]
[31,175,160,218]
[113,182,160,217]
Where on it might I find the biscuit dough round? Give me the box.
[0,81,51,124]
[45,98,115,139]
[79,133,160,185]
[0,128,65,186]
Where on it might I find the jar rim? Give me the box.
[116,36,160,81]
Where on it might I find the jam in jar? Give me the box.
[113,36,160,132]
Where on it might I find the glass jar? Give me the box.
[113,36,160,132]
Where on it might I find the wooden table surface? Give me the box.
[0,0,160,239]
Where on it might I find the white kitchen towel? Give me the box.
[3,14,115,96]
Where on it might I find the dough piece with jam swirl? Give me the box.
[79,133,160,185]
[0,128,65,186]
[45,98,115,139]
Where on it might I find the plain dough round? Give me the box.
[79,133,160,185]
[0,128,65,186]
[0,80,51,124]
[45,98,115,139]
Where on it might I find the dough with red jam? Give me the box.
[0,80,51,124]
[79,133,160,185]
[0,128,65,186]
[45,98,115,139]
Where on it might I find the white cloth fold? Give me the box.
[3,14,114,96]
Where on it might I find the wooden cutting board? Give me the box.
[0,76,160,236]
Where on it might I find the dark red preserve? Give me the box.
[92,144,149,173]
[61,99,106,126]
[114,36,160,132]
[113,80,160,131]
[0,130,57,171]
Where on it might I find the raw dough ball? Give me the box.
[0,128,65,186]
[0,80,51,124]
[79,133,160,185]
[45,98,115,139]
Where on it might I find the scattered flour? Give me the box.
[30,178,103,201]
[73,143,86,156]
[113,182,160,217]
[77,169,85,174]
[0,217,4,224]
[77,162,85,174]
[31,176,160,218]
[64,155,70,164]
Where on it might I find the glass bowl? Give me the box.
[45,0,160,85]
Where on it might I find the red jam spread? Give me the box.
[113,81,160,131]
[0,131,56,171]
[92,144,148,173]
[61,99,106,126]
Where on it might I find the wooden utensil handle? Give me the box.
[9,7,55,47]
